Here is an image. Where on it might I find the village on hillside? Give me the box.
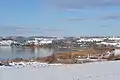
[0,36,120,66]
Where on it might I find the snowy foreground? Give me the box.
[0,61,120,80]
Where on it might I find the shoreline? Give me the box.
[0,47,120,64]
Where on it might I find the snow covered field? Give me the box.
[0,61,120,80]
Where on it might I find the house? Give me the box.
[25,37,54,46]
[77,38,105,42]
[96,42,120,47]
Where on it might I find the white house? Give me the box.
[25,38,54,45]
[39,40,52,45]
[108,36,120,41]
[96,42,120,47]
[114,49,120,55]
[77,38,105,42]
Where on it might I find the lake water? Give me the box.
[0,46,73,60]
[0,46,55,60]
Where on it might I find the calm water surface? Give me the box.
[0,46,55,60]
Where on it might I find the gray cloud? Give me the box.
[59,17,88,21]
[67,18,86,21]
[99,25,111,28]
[0,25,64,36]
[0,25,64,32]
[65,13,120,21]
[49,0,120,9]
[41,28,64,32]
[102,13,120,20]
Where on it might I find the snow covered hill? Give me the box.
[0,61,120,80]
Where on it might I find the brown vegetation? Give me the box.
[54,48,114,60]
